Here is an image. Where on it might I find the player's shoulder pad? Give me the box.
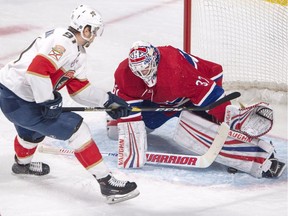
[49,28,77,48]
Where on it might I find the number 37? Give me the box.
[196,76,210,86]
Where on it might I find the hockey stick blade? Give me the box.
[195,122,229,168]
[145,122,229,168]
[38,123,229,168]
[62,92,240,112]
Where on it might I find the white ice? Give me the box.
[0,1,287,216]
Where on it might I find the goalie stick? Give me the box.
[38,123,230,168]
[62,92,240,112]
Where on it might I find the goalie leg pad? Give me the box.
[118,121,147,168]
[174,111,276,178]
[106,117,119,141]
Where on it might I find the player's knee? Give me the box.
[69,121,93,149]
[19,135,45,143]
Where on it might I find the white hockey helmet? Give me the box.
[70,5,104,41]
[128,41,160,87]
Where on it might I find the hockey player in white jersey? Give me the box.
[0,5,139,204]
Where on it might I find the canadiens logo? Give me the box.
[48,45,66,61]
[129,47,151,64]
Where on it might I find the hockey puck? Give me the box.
[227,167,238,174]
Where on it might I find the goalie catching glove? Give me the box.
[224,102,273,138]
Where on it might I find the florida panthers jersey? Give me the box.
[113,45,231,122]
[0,28,107,106]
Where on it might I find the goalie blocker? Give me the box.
[174,111,285,178]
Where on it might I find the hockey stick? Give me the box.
[38,123,229,168]
[62,92,240,112]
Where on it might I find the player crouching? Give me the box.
[106,41,285,179]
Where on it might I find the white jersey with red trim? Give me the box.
[0,27,107,106]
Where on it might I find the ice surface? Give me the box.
[0,1,287,215]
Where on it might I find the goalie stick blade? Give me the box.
[146,123,229,168]
[39,124,229,169]
[197,122,230,168]
[105,189,140,204]
[39,121,228,169]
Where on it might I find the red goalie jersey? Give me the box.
[113,45,231,124]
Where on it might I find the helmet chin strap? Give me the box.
[83,41,91,48]
[80,30,94,47]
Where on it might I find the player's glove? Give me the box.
[104,92,131,119]
[40,91,63,119]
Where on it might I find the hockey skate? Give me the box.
[96,174,139,204]
[262,155,286,178]
[12,155,50,176]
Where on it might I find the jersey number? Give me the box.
[196,76,209,86]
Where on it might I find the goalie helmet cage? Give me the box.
[183,0,287,104]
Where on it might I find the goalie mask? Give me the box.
[70,5,104,45]
[128,41,160,87]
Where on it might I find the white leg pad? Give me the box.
[117,121,147,168]
[106,116,119,141]
[174,111,275,178]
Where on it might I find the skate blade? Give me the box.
[106,189,140,204]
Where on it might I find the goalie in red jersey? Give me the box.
[107,40,285,178]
